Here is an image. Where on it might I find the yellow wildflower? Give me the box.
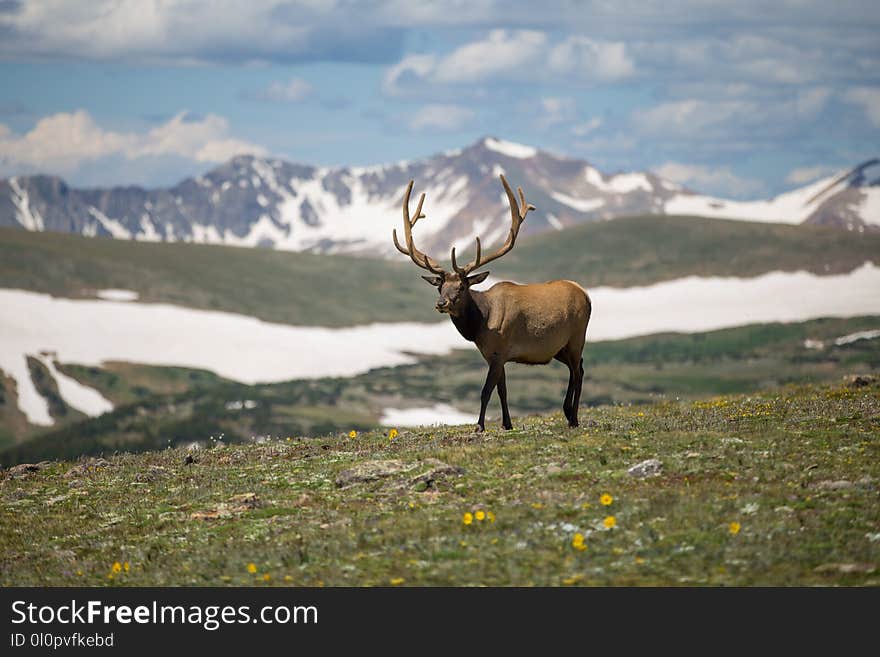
[263,573,271,582]
[729,521,741,535]
[600,493,613,506]
[111,562,122,574]
[531,502,544,510]
[486,511,496,522]
[390,577,405,586]
[123,562,130,572]
[247,563,257,574]
[462,512,473,525]
[348,430,357,438]
[603,515,617,529]
[572,533,587,551]
[388,428,399,440]
[475,510,486,521]
[284,575,293,582]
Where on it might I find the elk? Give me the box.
[393,175,591,432]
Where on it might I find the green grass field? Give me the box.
[1,379,877,586]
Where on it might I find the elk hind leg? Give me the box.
[569,357,584,428]
[555,351,576,426]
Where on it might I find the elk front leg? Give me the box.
[497,368,513,430]
[476,360,504,432]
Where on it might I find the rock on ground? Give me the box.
[627,459,663,478]
[336,459,463,488]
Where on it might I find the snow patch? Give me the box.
[546,213,564,230]
[483,138,537,159]
[275,176,469,253]
[136,214,162,242]
[587,262,880,341]
[607,173,652,194]
[96,289,139,302]
[380,403,475,427]
[9,177,44,231]
[664,172,847,224]
[858,187,880,226]
[834,328,880,346]
[35,353,113,418]
[583,167,652,194]
[6,354,53,426]
[550,191,605,213]
[87,207,131,239]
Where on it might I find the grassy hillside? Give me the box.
[0,227,436,327]
[2,315,877,465]
[2,215,878,327]
[491,215,880,285]
[1,379,877,586]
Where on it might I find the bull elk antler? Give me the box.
[392,180,445,275]
[451,174,535,277]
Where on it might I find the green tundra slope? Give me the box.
[1,379,877,586]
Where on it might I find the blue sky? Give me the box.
[0,1,878,198]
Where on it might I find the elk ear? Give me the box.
[421,275,443,287]
[466,271,490,286]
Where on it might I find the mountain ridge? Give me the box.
[1,137,877,257]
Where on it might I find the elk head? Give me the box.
[392,175,535,317]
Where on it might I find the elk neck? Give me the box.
[449,288,487,343]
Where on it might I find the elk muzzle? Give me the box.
[435,298,451,313]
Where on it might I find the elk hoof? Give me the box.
[503,422,513,430]
[474,424,485,433]
[568,419,579,428]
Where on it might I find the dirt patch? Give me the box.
[190,492,263,520]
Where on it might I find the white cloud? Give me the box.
[654,161,765,198]
[406,104,474,132]
[382,54,439,95]
[548,37,635,80]
[785,165,836,185]
[0,110,267,177]
[258,78,313,103]
[433,29,546,83]
[571,117,603,137]
[538,97,576,129]
[632,87,830,139]
[633,99,749,136]
[844,87,880,127]
[383,30,634,94]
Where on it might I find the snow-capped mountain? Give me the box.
[1,138,877,258]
